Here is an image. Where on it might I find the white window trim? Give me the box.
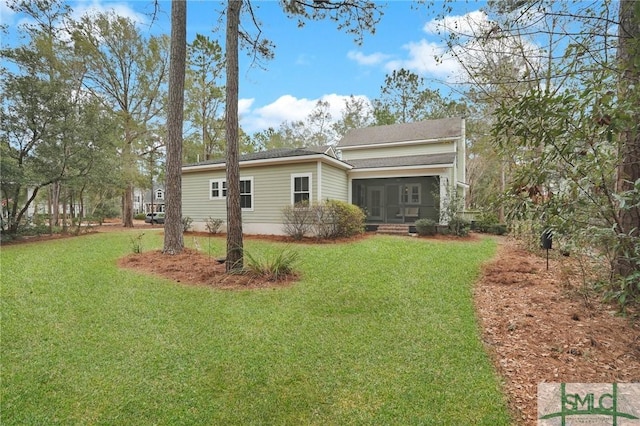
[209,179,226,200]
[209,177,253,212]
[291,173,312,205]
[239,176,254,212]
[155,189,164,200]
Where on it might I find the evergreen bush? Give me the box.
[415,218,437,236]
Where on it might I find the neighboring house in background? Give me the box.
[133,185,165,215]
[181,117,466,235]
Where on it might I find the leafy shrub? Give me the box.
[448,217,471,237]
[134,213,146,220]
[0,232,15,243]
[93,201,120,220]
[474,212,499,233]
[312,203,339,239]
[282,201,315,240]
[182,216,193,232]
[129,232,145,254]
[283,200,365,240]
[205,217,224,234]
[244,248,299,281]
[488,223,508,235]
[415,218,437,236]
[84,215,105,225]
[324,199,365,238]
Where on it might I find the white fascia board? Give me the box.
[339,136,459,151]
[348,163,454,174]
[348,166,451,179]
[182,154,352,173]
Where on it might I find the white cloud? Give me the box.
[238,98,255,118]
[378,10,493,81]
[424,10,492,37]
[346,13,492,83]
[71,0,147,25]
[382,39,461,82]
[240,94,371,134]
[5,0,148,44]
[347,50,392,66]
[422,9,544,85]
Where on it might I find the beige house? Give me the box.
[181,117,466,235]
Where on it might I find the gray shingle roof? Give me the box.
[183,145,335,167]
[337,117,463,148]
[347,153,455,169]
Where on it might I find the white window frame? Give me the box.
[239,176,254,212]
[155,189,164,200]
[209,177,253,211]
[400,183,421,205]
[209,179,227,200]
[291,173,312,205]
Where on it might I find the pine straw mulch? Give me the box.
[118,247,300,290]
[475,237,640,425]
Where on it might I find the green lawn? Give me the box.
[1,231,511,425]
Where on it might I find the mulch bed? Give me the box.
[474,238,640,425]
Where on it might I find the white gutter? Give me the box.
[182,153,352,173]
[338,136,459,151]
[347,162,454,174]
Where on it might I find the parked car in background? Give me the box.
[145,212,165,224]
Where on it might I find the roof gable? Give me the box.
[337,117,463,148]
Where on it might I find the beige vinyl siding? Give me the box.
[182,162,320,225]
[182,170,227,222]
[250,163,316,223]
[341,141,455,161]
[320,163,348,201]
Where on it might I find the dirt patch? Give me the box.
[475,238,640,425]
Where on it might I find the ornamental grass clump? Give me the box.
[244,248,299,281]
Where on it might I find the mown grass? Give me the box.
[1,231,511,425]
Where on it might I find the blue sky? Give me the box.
[1,0,487,134]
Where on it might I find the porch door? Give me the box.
[367,186,384,221]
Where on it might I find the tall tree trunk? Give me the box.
[51,181,60,226]
[122,132,135,227]
[123,183,134,227]
[163,0,187,255]
[47,186,53,233]
[225,0,243,272]
[62,187,68,233]
[615,0,640,278]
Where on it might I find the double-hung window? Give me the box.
[292,174,311,205]
[209,177,253,211]
[240,177,253,210]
